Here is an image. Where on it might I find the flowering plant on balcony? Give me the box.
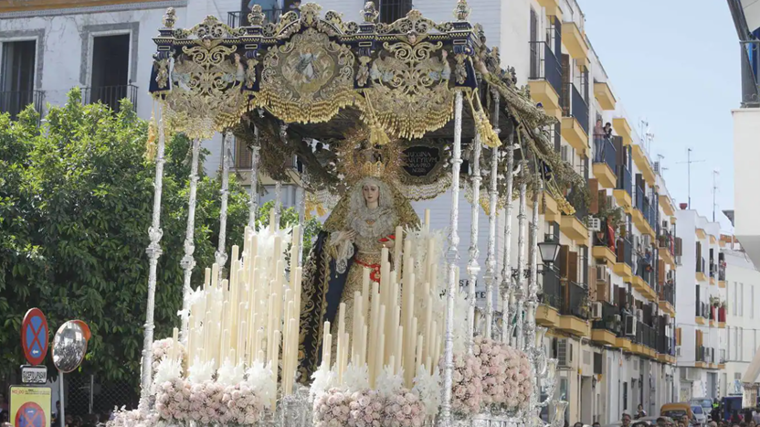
[710,296,720,308]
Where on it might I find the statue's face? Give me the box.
[362,183,379,204]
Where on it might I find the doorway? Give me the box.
[90,34,129,111]
[0,40,36,118]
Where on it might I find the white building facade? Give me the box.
[1,0,681,422]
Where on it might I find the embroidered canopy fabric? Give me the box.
[149,0,581,211]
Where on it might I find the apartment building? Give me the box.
[673,210,726,400]
[2,0,682,422]
[720,234,760,397]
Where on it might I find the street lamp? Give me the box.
[538,234,560,265]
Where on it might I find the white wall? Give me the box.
[733,108,760,266]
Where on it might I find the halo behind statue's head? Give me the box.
[335,127,402,186]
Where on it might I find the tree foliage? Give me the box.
[0,89,254,386]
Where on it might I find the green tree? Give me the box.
[0,89,254,389]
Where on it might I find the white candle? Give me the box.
[424,209,430,232]
[269,208,276,233]
[270,330,281,410]
[393,226,403,282]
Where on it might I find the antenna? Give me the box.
[656,154,665,175]
[676,148,705,209]
[712,170,720,222]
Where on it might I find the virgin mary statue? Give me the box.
[298,158,419,382]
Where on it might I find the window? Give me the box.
[0,40,36,119]
[378,0,412,24]
[235,137,253,169]
[740,283,744,317]
[733,282,738,316]
[89,34,131,112]
[753,286,755,319]
[727,326,731,360]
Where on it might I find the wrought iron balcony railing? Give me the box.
[540,267,562,310]
[82,85,138,113]
[593,136,616,172]
[528,41,563,97]
[560,82,589,134]
[0,90,45,119]
[616,165,632,196]
[740,40,760,108]
[561,281,589,320]
[659,282,674,306]
[617,237,633,268]
[592,301,621,335]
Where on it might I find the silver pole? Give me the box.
[180,138,201,344]
[248,127,261,230]
[466,132,482,354]
[484,146,499,340]
[440,90,463,427]
[514,160,528,351]
[274,180,283,226]
[525,178,542,351]
[59,372,65,427]
[215,131,232,277]
[297,170,309,267]
[500,137,516,344]
[140,102,166,408]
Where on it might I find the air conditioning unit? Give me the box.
[561,146,570,163]
[676,346,681,357]
[587,216,601,232]
[635,308,644,321]
[625,315,637,336]
[596,265,609,283]
[684,367,701,381]
[592,302,603,319]
[557,338,571,368]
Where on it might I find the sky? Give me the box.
[578,0,740,231]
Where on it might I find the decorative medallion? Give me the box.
[259,28,356,123]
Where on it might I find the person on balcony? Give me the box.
[594,119,604,163]
[604,122,613,138]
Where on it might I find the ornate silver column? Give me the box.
[499,136,516,344]
[179,138,201,344]
[215,131,232,276]
[274,180,283,226]
[514,160,528,351]
[139,102,167,407]
[524,178,542,351]
[484,90,500,341]
[248,126,261,230]
[440,90,463,427]
[466,133,482,354]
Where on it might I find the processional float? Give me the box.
[110,1,590,426]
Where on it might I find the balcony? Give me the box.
[593,81,616,110]
[659,194,676,218]
[634,321,657,356]
[696,228,707,240]
[559,281,590,336]
[592,234,617,266]
[659,235,676,268]
[613,117,633,146]
[538,268,561,327]
[560,186,588,244]
[561,22,589,66]
[696,257,707,282]
[633,191,656,239]
[614,163,633,213]
[0,90,45,119]
[592,136,617,189]
[560,83,589,156]
[83,85,138,113]
[591,301,620,347]
[539,192,561,223]
[227,8,282,27]
[658,282,676,317]
[614,238,633,280]
[528,41,562,119]
[632,145,656,187]
[537,0,562,18]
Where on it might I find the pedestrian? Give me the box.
[636,403,647,419]
[594,422,602,427]
[657,417,668,427]
[594,118,604,136]
[733,411,743,424]
[623,412,632,427]
[604,122,613,138]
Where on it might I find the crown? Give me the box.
[360,160,386,178]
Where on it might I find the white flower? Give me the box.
[310,366,337,397]
[152,358,182,393]
[246,361,277,401]
[187,357,215,384]
[375,365,403,398]
[217,358,245,386]
[412,365,442,417]
[343,362,370,393]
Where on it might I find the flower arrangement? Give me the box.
[152,338,186,373]
[223,382,267,425]
[473,337,533,411]
[155,378,190,423]
[313,388,352,427]
[107,407,158,427]
[383,389,426,427]
[347,389,384,427]
[449,353,483,415]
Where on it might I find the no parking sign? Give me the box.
[9,386,51,427]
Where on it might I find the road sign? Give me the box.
[21,308,48,366]
[9,386,51,427]
[21,366,47,385]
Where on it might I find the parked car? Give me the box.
[690,398,713,418]
[691,405,707,427]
